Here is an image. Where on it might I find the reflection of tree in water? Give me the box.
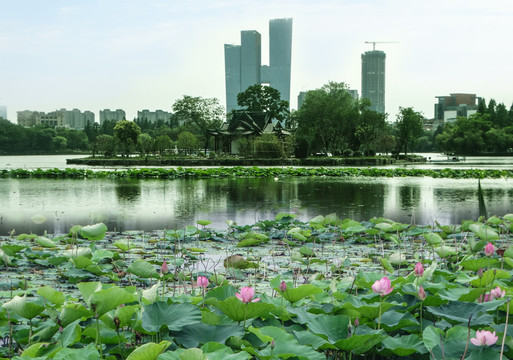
[115,179,141,204]
[398,185,421,209]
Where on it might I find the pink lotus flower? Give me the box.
[279,281,287,292]
[470,330,498,346]
[490,286,505,300]
[161,261,169,275]
[235,286,260,303]
[418,286,426,301]
[414,262,424,277]
[372,276,393,296]
[477,293,491,303]
[484,242,495,256]
[196,276,209,288]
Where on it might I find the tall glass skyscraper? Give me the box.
[224,18,292,113]
[361,50,386,114]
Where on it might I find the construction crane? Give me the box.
[365,41,398,51]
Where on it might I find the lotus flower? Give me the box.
[414,262,424,277]
[236,286,260,303]
[279,281,287,292]
[196,276,209,288]
[484,242,495,256]
[372,276,393,296]
[470,330,498,346]
[477,293,491,303]
[490,286,505,300]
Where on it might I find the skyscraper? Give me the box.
[361,50,386,113]
[224,18,292,113]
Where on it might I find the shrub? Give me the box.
[354,150,364,157]
[342,149,353,158]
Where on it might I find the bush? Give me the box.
[342,149,353,157]
[254,134,285,158]
[354,150,364,157]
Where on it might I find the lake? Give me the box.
[0,154,512,234]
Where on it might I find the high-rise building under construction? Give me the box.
[361,50,386,114]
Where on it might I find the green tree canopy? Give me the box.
[113,120,141,157]
[177,131,199,155]
[295,82,360,156]
[395,107,424,155]
[173,96,224,153]
[237,84,290,122]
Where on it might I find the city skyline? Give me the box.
[1,0,513,123]
[224,18,292,113]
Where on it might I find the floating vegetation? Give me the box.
[1,213,513,358]
[1,166,513,180]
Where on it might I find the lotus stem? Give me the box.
[500,298,510,360]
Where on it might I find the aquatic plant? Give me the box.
[0,213,513,358]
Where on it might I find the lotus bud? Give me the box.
[279,281,287,292]
[477,268,483,278]
[196,276,209,288]
[418,286,426,301]
[161,261,169,275]
[414,262,424,277]
[484,242,495,256]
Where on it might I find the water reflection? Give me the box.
[115,179,141,204]
[0,177,512,234]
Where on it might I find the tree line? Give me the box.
[1,84,512,157]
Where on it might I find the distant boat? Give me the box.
[428,154,464,163]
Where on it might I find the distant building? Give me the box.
[17,110,44,127]
[17,108,94,129]
[224,18,292,113]
[361,50,386,113]
[0,105,7,120]
[99,109,125,125]
[137,109,173,124]
[435,93,479,123]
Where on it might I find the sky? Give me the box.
[1,0,513,123]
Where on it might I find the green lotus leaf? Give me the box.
[90,286,137,317]
[379,257,394,273]
[60,319,82,348]
[251,326,325,360]
[340,295,398,320]
[2,244,27,256]
[381,334,427,356]
[197,220,212,226]
[200,342,252,359]
[80,223,108,241]
[503,214,513,222]
[470,268,510,288]
[53,343,100,360]
[59,303,93,327]
[141,282,160,304]
[433,245,458,258]
[380,310,419,332]
[2,294,44,320]
[37,285,65,306]
[426,302,493,326]
[62,247,92,258]
[422,326,444,351]
[71,255,93,269]
[20,342,48,358]
[282,284,323,303]
[36,236,56,248]
[459,258,500,271]
[141,302,201,334]
[213,297,275,322]
[127,259,159,278]
[388,251,406,266]
[335,326,386,354]
[469,223,499,241]
[424,233,443,246]
[76,281,102,307]
[125,341,171,360]
[172,323,244,348]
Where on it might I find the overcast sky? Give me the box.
[1,0,512,123]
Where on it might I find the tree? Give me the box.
[355,99,387,155]
[177,131,199,155]
[137,133,153,157]
[295,82,359,155]
[395,107,424,155]
[173,96,225,154]
[236,85,290,122]
[154,135,172,156]
[96,134,116,157]
[113,120,141,157]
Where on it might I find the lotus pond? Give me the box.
[1,213,513,359]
